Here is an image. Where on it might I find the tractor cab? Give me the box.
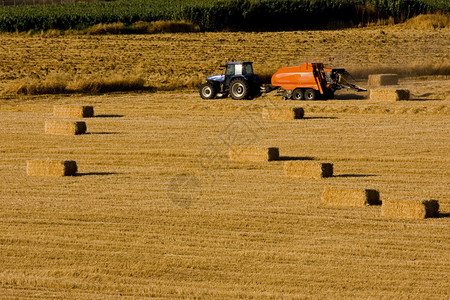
[224,62,254,86]
[224,62,254,76]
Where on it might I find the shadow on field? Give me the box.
[334,94,366,100]
[409,94,438,101]
[76,172,119,176]
[334,174,376,178]
[87,132,120,135]
[438,213,450,218]
[303,117,338,120]
[95,114,124,118]
[276,156,315,161]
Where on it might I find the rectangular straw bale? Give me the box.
[370,89,410,101]
[229,147,279,162]
[321,187,380,207]
[53,105,94,118]
[284,161,333,179]
[368,74,398,86]
[45,120,87,135]
[381,199,439,219]
[262,107,304,121]
[27,160,77,177]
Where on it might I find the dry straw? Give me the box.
[45,120,87,135]
[367,74,398,86]
[53,105,94,118]
[27,160,77,177]
[321,187,380,207]
[229,147,279,162]
[262,107,304,121]
[284,161,333,179]
[370,89,410,101]
[381,199,439,219]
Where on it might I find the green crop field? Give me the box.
[0,0,448,32]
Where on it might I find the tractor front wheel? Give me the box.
[230,78,250,100]
[304,89,317,100]
[199,82,217,99]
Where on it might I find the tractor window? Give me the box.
[243,64,253,75]
[225,64,235,76]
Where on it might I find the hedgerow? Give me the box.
[0,0,447,32]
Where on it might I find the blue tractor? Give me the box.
[199,62,261,100]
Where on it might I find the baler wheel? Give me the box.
[304,89,317,100]
[292,89,304,100]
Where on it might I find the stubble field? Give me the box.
[0,25,449,298]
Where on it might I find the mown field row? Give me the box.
[0,0,448,32]
[0,89,449,298]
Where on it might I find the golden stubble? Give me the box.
[0,25,449,96]
[0,90,449,298]
[0,24,449,298]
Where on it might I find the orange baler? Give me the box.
[270,63,365,100]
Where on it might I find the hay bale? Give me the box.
[381,199,439,219]
[229,147,279,162]
[45,120,87,135]
[262,107,304,121]
[370,89,410,101]
[284,161,333,179]
[368,74,398,86]
[53,105,94,118]
[321,187,380,207]
[27,160,77,177]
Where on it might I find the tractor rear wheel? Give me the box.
[304,89,317,100]
[230,78,250,100]
[292,89,304,100]
[199,82,217,99]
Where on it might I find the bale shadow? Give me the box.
[303,117,338,120]
[408,97,437,101]
[276,156,315,161]
[418,93,433,97]
[438,213,450,218]
[76,172,120,176]
[95,114,124,118]
[334,174,376,178]
[87,132,120,135]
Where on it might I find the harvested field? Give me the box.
[0,26,449,298]
[0,91,449,298]
[0,26,449,94]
